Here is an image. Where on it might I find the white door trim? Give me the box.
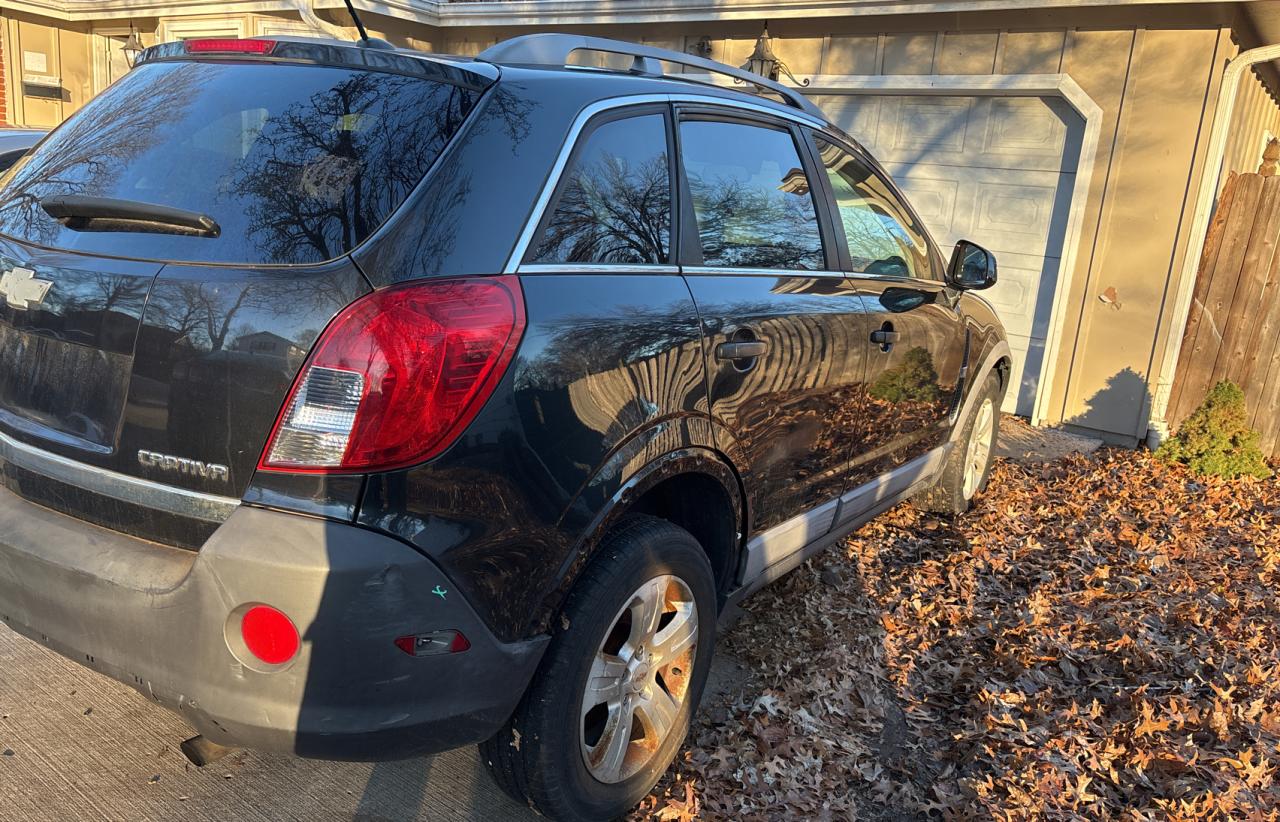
[156,15,247,44]
[90,25,132,96]
[803,74,1102,427]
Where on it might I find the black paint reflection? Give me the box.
[128,264,369,495]
[358,275,712,640]
[850,281,966,485]
[684,273,868,533]
[0,241,158,452]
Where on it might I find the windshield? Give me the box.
[0,60,480,265]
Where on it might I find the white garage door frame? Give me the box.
[804,74,1102,427]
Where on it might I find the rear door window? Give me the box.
[813,135,934,280]
[678,119,825,271]
[0,60,481,265]
[528,112,671,265]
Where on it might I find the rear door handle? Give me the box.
[715,340,769,360]
[870,322,900,353]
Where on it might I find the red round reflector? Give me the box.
[241,605,299,665]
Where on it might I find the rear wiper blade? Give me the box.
[39,194,220,239]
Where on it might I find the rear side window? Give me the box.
[0,60,480,265]
[529,113,671,265]
[679,120,824,271]
[814,136,932,279]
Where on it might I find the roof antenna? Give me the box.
[341,0,371,44]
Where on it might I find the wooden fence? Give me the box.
[1168,168,1280,456]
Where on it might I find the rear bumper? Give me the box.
[0,485,548,760]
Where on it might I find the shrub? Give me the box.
[870,346,942,404]
[1157,380,1272,479]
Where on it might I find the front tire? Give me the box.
[480,515,717,821]
[916,370,1001,514]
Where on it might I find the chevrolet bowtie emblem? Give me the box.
[0,266,52,311]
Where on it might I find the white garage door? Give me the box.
[813,93,1084,416]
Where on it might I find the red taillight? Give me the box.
[394,631,471,656]
[241,605,300,665]
[185,38,277,55]
[259,277,525,474]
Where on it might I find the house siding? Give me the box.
[1221,64,1280,182]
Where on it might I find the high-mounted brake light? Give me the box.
[185,38,277,55]
[259,277,525,474]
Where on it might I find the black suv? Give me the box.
[0,33,1008,820]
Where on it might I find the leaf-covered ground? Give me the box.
[637,448,1280,820]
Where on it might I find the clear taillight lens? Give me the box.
[259,276,525,474]
[266,367,365,467]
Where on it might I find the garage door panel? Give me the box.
[882,176,960,237]
[1002,332,1046,416]
[816,95,882,149]
[981,97,1082,171]
[824,95,1080,174]
[974,181,1059,252]
[880,163,1074,259]
[887,97,973,156]
[978,251,1059,341]
[814,91,1082,417]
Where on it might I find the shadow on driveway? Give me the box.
[0,625,535,822]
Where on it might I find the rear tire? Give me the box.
[916,370,1001,515]
[479,515,717,821]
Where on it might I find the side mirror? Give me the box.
[946,240,997,290]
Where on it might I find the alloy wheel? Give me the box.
[580,574,698,784]
[963,397,995,500]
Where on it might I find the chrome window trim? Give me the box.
[0,429,240,524]
[503,92,828,274]
[682,265,846,278]
[517,263,681,274]
[668,93,825,128]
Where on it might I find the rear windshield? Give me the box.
[0,60,481,265]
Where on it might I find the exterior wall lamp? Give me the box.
[121,24,145,68]
[740,23,808,86]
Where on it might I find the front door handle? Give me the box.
[870,323,900,352]
[715,340,769,360]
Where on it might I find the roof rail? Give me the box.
[477,34,825,120]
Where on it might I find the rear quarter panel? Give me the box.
[357,273,714,641]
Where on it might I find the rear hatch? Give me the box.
[0,39,491,546]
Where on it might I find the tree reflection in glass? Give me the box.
[679,120,824,271]
[530,114,670,265]
[0,61,477,266]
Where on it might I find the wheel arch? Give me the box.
[952,339,1012,446]
[539,447,746,632]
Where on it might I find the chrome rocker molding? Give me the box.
[739,446,948,586]
[0,429,240,524]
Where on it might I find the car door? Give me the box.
[809,133,967,494]
[676,109,871,581]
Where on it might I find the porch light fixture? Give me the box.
[121,24,145,68]
[740,22,808,86]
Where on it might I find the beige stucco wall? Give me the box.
[2,3,1277,442]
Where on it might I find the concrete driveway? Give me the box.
[0,622,749,821]
[0,624,539,822]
